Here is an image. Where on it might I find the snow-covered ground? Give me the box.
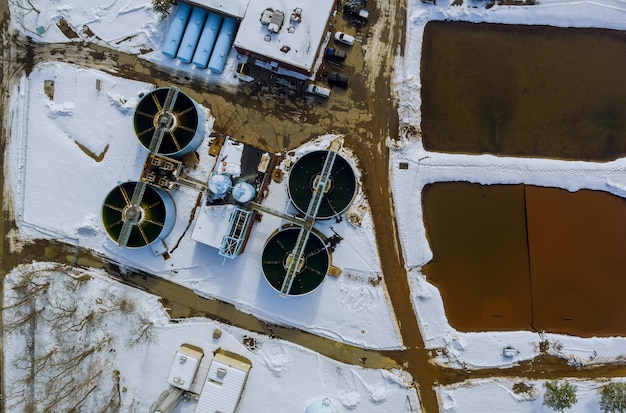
[436,377,626,413]
[6,61,402,350]
[392,0,626,371]
[2,263,418,412]
[6,0,626,411]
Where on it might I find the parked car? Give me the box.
[334,31,355,46]
[306,83,332,98]
[327,72,349,88]
[324,47,347,62]
[343,2,369,24]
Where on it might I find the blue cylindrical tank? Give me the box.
[232,181,256,203]
[208,17,237,74]
[177,7,207,63]
[161,2,192,58]
[192,13,223,69]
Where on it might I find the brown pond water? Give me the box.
[423,182,626,337]
[421,21,626,161]
[526,186,626,336]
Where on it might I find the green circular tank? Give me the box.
[133,87,205,157]
[288,151,357,220]
[262,227,330,296]
[101,181,176,248]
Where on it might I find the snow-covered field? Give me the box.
[393,0,626,369]
[392,0,626,410]
[437,377,626,413]
[6,61,402,350]
[2,263,417,412]
[5,0,626,411]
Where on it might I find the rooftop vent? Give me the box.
[290,7,302,23]
[268,10,284,33]
[261,8,273,25]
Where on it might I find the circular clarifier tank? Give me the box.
[133,87,206,157]
[262,227,330,296]
[101,181,176,248]
[288,151,357,220]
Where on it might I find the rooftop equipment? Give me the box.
[162,2,192,58]
[260,8,273,25]
[177,7,208,63]
[268,10,284,33]
[192,13,223,69]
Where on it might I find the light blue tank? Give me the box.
[177,7,207,63]
[161,2,192,58]
[192,13,223,69]
[208,18,237,74]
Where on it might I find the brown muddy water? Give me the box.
[421,21,626,161]
[422,182,626,337]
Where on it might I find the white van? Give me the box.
[306,84,331,98]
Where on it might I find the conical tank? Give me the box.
[288,151,357,220]
[134,87,206,158]
[101,181,176,248]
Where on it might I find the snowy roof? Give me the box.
[191,203,235,249]
[233,0,334,72]
[166,345,203,391]
[195,352,252,413]
[184,0,250,19]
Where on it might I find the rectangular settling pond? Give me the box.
[421,21,626,161]
[422,182,626,337]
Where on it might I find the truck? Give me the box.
[324,47,347,62]
[327,72,349,88]
[306,83,331,98]
[343,2,370,24]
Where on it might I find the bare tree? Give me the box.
[152,0,175,19]
[128,313,155,347]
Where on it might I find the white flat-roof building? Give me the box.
[233,0,335,75]
[195,351,252,413]
[166,344,204,392]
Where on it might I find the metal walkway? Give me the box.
[219,207,254,259]
[279,138,342,296]
[118,88,179,247]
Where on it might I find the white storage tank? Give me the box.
[232,181,255,203]
[208,174,232,197]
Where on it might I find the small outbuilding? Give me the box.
[195,350,252,413]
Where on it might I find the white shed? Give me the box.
[195,351,252,413]
[166,344,204,392]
